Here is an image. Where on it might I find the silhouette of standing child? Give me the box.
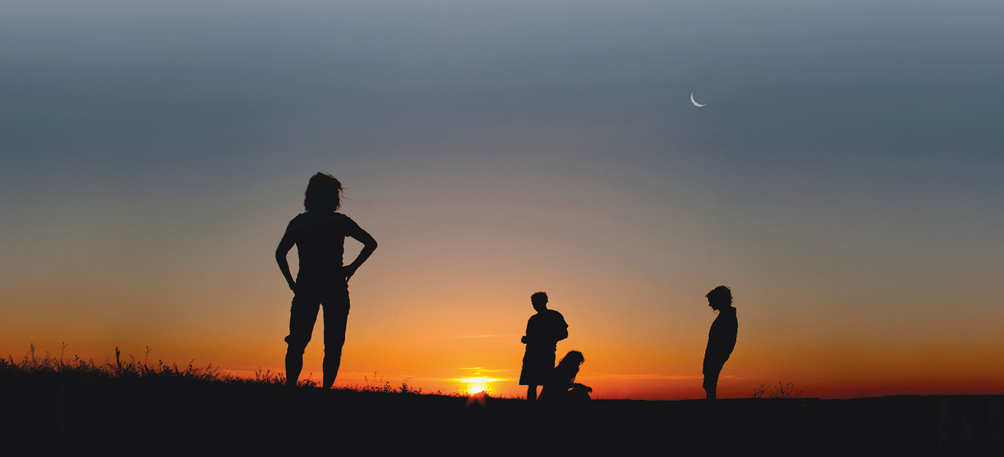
[538,350,591,405]
[519,291,568,402]
[276,173,377,388]
[703,285,737,400]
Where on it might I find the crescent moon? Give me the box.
[691,92,705,107]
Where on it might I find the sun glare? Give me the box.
[455,374,505,396]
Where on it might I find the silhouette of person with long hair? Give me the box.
[276,173,377,388]
[538,350,591,405]
[519,291,568,402]
[703,285,737,400]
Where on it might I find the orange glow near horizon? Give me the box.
[4,271,1004,400]
[8,324,1002,401]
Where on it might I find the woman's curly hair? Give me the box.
[304,172,343,212]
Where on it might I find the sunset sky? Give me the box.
[2,0,1003,400]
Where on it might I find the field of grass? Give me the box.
[2,348,1000,453]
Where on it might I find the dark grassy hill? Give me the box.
[2,354,1000,453]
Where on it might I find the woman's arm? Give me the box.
[343,227,377,282]
[276,223,297,292]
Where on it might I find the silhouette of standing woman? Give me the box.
[276,173,377,388]
[519,291,568,402]
[703,285,737,400]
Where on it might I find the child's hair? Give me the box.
[304,172,343,212]
[530,291,548,307]
[706,285,732,306]
[556,351,584,383]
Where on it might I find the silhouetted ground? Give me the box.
[2,369,1000,454]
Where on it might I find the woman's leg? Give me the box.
[285,293,320,388]
[322,286,350,389]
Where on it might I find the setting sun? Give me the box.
[455,375,505,395]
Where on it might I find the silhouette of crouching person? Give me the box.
[276,173,377,389]
[702,285,737,400]
[538,351,591,406]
